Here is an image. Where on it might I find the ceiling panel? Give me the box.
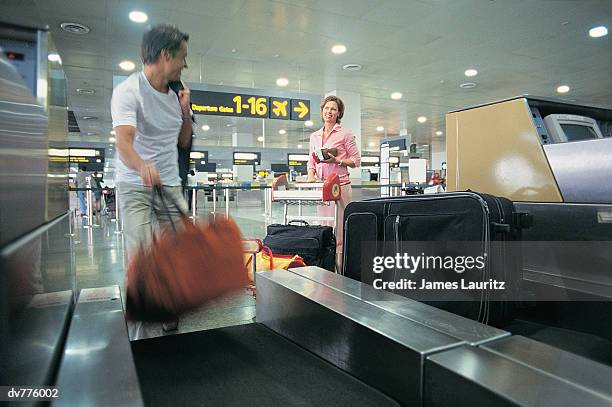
[35,0,109,18]
[4,0,609,150]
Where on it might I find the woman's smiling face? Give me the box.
[322,101,339,124]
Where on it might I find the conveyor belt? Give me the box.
[131,323,399,407]
[52,273,612,407]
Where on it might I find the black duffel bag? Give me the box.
[264,220,336,272]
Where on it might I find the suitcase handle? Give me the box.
[288,220,310,226]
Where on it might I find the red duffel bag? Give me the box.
[125,187,249,321]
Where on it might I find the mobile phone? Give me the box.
[169,81,195,124]
[168,81,184,94]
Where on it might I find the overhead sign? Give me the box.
[48,148,69,163]
[287,153,309,167]
[233,152,261,166]
[190,90,310,121]
[291,99,310,120]
[189,151,208,165]
[270,97,289,120]
[383,138,407,151]
[67,148,105,164]
[361,155,380,167]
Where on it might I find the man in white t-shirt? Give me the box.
[111,24,193,335]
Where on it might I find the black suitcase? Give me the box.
[264,220,336,272]
[342,191,530,325]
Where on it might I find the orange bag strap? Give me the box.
[261,246,274,269]
[153,185,188,234]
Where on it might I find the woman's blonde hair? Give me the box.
[320,95,345,124]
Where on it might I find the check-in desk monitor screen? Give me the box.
[198,163,216,172]
[561,124,600,141]
[544,114,604,143]
[271,164,289,173]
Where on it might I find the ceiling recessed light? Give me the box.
[231,48,237,53]
[60,22,90,35]
[276,77,289,87]
[436,130,443,136]
[226,123,232,127]
[331,44,347,54]
[257,136,264,142]
[201,124,210,131]
[110,130,116,135]
[48,53,61,63]
[589,26,608,38]
[304,120,313,127]
[459,82,477,89]
[464,68,478,77]
[297,144,303,149]
[390,92,402,100]
[376,126,384,132]
[557,85,570,93]
[342,63,362,71]
[279,129,287,135]
[76,88,95,94]
[417,116,427,123]
[82,115,97,120]
[119,60,135,71]
[109,137,116,142]
[368,141,376,147]
[128,11,148,23]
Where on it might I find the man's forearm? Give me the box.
[117,140,146,172]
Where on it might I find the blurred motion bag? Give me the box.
[126,188,249,321]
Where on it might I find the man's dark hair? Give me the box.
[141,25,189,64]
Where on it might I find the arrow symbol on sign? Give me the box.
[272,100,288,117]
[293,101,309,119]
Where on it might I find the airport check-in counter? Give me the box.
[443,95,612,367]
[445,95,612,204]
[44,267,612,406]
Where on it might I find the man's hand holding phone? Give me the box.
[177,81,191,116]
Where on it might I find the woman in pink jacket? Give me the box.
[307,95,361,270]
